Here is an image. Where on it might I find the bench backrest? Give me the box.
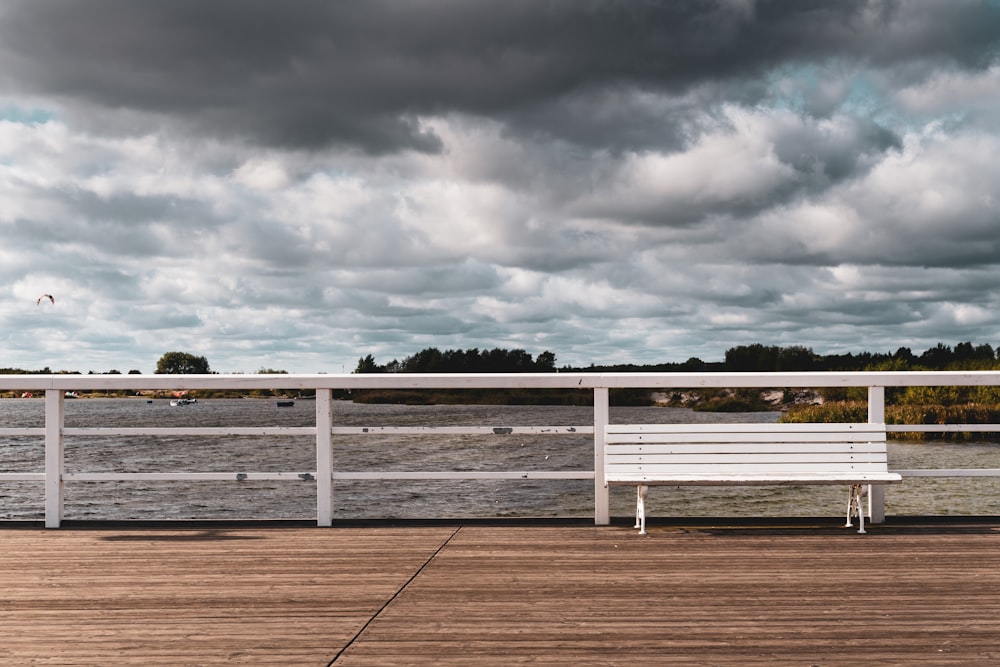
[604,423,889,480]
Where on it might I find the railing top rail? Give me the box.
[5,370,1000,391]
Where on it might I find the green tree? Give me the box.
[354,354,380,373]
[725,344,779,371]
[155,351,211,374]
[774,346,813,371]
[535,351,556,371]
[919,343,952,369]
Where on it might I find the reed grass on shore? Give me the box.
[782,400,1000,440]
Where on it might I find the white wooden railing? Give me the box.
[3,371,1000,527]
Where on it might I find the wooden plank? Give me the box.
[333,524,1000,665]
[0,525,456,665]
[2,522,1000,665]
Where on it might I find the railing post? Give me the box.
[868,385,886,524]
[44,389,65,528]
[316,389,333,526]
[594,386,609,525]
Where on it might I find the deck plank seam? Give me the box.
[324,525,463,666]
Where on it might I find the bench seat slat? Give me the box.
[605,423,884,434]
[605,452,888,465]
[605,443,888,455]
[606,474,901,486]
[608,462,891,473]
[605,432,885,444]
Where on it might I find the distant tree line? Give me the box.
[352,348,576,404]
[719,341,999,372]
[347,342,1000,407]
[354,341,1000,375]
[355,348,557,374]
[0,368,142,375]
[6,342,1000,411]
[3,341,999,378]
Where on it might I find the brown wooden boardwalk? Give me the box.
[3,518,1000,665]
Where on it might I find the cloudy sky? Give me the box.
[2,1,1000,374]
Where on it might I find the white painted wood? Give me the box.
[63,427,316,436]
[0,428,43,437]
[60,471,594,481]
[44,390,64,528]
[868,386,886,423]
[316,389,333,527]
[886,424,1000,432]
[605,442,888,454]
[895,469,1000,477]
[607,437,886,448]
[604,436,887,446]
[605,422,900,533]
[593,387,610,525]
[607,453,890,465]
[606,474,897,485]
[868,386,887,524]
[331,426,593,435]
[5,371,1000,527]
[65,472,318,481]
[59,425,589,437]
[608,464,889,477]
[332,471,593,480]
[7,369,1000,392]
[606,423,886,433]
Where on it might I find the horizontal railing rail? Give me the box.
[2,371,1000,527]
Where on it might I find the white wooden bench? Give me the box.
[604,422,901,534]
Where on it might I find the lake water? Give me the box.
[2,398,1000,521]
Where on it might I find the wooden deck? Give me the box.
[3,519,1000,665]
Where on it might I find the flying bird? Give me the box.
[37,294,54,305]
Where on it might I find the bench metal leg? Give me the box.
[846,484,866,534]
[634,486,641,529]
[636,484,648,535]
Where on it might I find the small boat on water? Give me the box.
[65,391,80,398]
[276,400,295,407]
[169,398,197,406]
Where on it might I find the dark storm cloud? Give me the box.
[4,1,1000,374]
[2,0,998,153]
